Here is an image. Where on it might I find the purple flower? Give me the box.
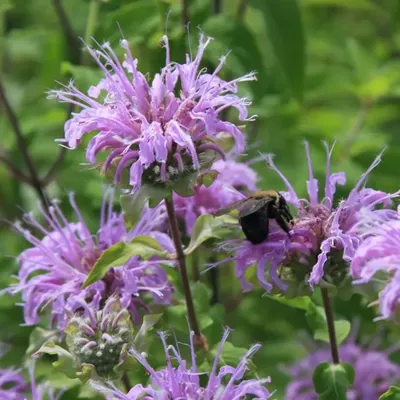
[174,155,258,234]
[11,189,174,329]
[0,368,28,400]
[48,35,256,191]
[91,329,272,399]
[351,207,400,320]
[214,142,396,292]
[285,332,400,400]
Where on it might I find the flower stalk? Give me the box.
[165,197,204,347]
[321,287,340,364]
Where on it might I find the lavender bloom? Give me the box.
[351,207,400,320]
[48,35,256,191]
[285,335,400,400]
[215,142,395,292]
[0,368,27,400]
[0,359,62,400]
[11,190,174,329]
[174,155,258,234]
[91,329,272,399]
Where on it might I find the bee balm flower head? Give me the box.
[49,35,256,192]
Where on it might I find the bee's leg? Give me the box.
[275,213,292,235]
[281,204,294,224]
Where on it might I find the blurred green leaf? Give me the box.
[250,0,305,102]
[184,214,236,255]
[313,362,355,399]
[202,15,266,96]
[34,341,76,379]
[120,185,168,229]
[25,327,58,357]
[61,62,104,90]
[304,0,376,9]
[314,320,351,345]
[83,236,170,287]
[133,313,163,351]
[380,386,400,399]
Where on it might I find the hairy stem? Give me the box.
[165,197,202,340]
[321,287,340,364]
[0,81,50,211]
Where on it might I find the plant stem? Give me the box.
[84,0,100,46]
[0,81,50,212]
[52,0,81,64]
[182,0,189,28]
[321,287,340,364]
[122,372,131,393]
[212,0,221,14]
[165,197,202,341]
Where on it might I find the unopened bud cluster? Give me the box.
[66,298,134,377]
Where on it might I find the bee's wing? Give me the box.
[213,198,248,217]
[237,197,272,218]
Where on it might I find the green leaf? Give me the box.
[304,0,376,9]
[120,184,169,229]
[314,320,351,345]
[211,341,251,369]
[380,386,400,399]
[266,295,312,310]
[192,282,211,313]
[184,214,236,255]
[306,305,350,345]
[250,0,305,102]
[34,341,76,379]
[313,362,355,400]
[83,236,170,287]
[134,313,163,350]
[26,327,58,357]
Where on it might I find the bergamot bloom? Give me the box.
[214,142,397,293]
[91,328,272,399]
[351,206,400,320]
[10,189,174,329]
[49,35,256,192]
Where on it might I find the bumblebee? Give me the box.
[214,190,294,244]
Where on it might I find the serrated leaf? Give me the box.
[34,341,76,379]
[312,362,355,400]
[185,214,236,255]
[250,0,305,102]
[120,185,169,229]
[83,236,170,287]
[380,386,400,399]
[134,313,163,350]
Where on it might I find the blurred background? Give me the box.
[1,0,400,398]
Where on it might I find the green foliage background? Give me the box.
[1,0,400,398]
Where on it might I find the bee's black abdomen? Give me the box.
[239,207,269,244]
